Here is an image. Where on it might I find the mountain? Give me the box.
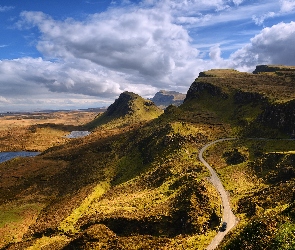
[1,65,295,249]
[87,91,163,129]
[150,90,186,108]
[185,65,295,137]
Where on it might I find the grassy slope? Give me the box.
[184,67,295,249]
[204,139,295,249]
[86,92,163,130]
[0,99,226,249]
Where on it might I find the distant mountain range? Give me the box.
[150,90,186,108]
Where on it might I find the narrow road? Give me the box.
[199,138,238,250]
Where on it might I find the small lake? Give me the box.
[66,131,91,138]
[0,151,40,164]
[0,131,90,164]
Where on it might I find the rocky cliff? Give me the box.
[151,90,185,108]
[185,65,295,137]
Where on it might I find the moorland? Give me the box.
[1,65,295,249]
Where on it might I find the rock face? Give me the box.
[184,65,295,137]
[253,64,295,74]
[258,100,295,135]
[151,90,186,108]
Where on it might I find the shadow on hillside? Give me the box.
[29,123,86,132]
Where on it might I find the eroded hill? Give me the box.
[185,65,295,137]
[87,91,163,129]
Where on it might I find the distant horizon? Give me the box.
[0,106,108,114]
[0,88,188,113]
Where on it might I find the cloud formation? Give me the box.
[0,0,295,111]
[0,6,14,12]
[16,7,203,96]
[280,0,295,12]
[231,21,295,69]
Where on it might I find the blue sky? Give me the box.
[0,0,295,112]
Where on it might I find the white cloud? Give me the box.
[251,0,295,25]
[209,45,222,61]
[16,7,203,96]
[0,57,124,98]
[153,0,228,14]
[0,96,10,103]
[177,1,278,27]
[280,0,295,12]
[0,5,14,12]
[230,21,295,69]
[252,12,276,25]
[232,0,244,6]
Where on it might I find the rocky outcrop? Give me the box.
[185,81,227,101]
[151,90,185,108]
[106,92,145,117]
[258,100,295,135]
[253,65,295,74]
[184,66,295,137]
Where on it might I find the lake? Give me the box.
[0,151,40,164]
[66,131,91,138]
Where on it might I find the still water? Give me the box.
[0,151,40,164]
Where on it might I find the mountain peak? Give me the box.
[87,91,163,129]
[105,91,142,117]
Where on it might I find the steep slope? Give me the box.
[203,138,295,250]
[181,65,295,249]
[184,65,295,137]
[151,90,186,108]
[87,91,163,129]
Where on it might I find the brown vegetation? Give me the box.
[0,111,97,151]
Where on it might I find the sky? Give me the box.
[0,0,295,112]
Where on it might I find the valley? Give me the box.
[1,65,295,249]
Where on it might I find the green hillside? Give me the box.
[86,91,163,129]
[185,65,295,137]
[1,65,295,249]
[183,65,295,249]
[0,101,224,249]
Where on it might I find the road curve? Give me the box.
[199,138,238,250]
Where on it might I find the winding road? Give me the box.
[199,138,238,250]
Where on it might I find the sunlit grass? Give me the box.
[26,235,69,250]
[0,203,44,248]
[58,181,110,233]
